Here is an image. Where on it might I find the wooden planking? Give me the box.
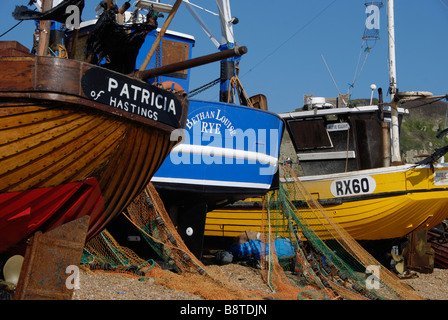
[35,56,82,94]
[88,127,173,237]
[100,127,166,211]
[40,119,126,186]
[0,101,120,182]
[0,54,188,243]
[0,116,126,192]
[0,98,176,240]
[0,111,88,162]
[0,58,34,91]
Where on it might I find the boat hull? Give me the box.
[205,164,448,241]
[152,99,284,211]
[146,98,283,257]
[296,164,448,240]
[0,54,188,254]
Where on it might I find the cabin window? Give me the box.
[287,119,333,150]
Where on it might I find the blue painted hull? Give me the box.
[151,99,284,209]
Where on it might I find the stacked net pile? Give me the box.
[82,169,423,300]
[82,224,163,280]
[259,164,423,300]
[83,229,157,275]
[83,182,265,300]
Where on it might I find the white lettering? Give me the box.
[155,94,163,109]
[201,122,208,133]
[99,77,178,122]
[168,99,176,115]
[108,78,118,92]
[180,304,214,317]
[131,85,142,101]
[141,89,150,104]
[120,83,130,99]
[110,96,117,107]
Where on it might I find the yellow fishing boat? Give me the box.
[205,163,448,241]
[205,1,448,252]
[288,164,448,240]
[205,198,265,238]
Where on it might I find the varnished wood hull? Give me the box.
[0,53,188,254]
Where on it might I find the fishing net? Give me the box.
[82,183,263,300]
[259,163,423,300]
[82,167,423,300]
[85,1,159,74]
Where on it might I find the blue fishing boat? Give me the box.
[65,0,283,257]
[136,0,284,256]
[151,100,282,255]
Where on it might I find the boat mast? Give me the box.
[183,1,241,103]
[216,0,238,103]
[37,0,53,56]
[387,0,401,163]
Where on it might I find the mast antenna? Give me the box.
[349,1,382,95]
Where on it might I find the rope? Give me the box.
[49,44,68,59]
[138,259,156,273]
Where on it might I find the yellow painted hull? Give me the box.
[205,164,448,240]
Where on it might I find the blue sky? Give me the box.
[1,1,447,114]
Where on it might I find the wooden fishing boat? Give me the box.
[0,42,189,255]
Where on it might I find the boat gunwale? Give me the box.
[290,163,448,182]
[0,55,189,133]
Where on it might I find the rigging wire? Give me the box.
[0,4,38,39]
[440,0,448,10]
[0,20,24,39]
[241,0,339,78]
[348,40,371,96]
[321,54,342,96]
[183,0,219,16]
[349,1,382,96]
